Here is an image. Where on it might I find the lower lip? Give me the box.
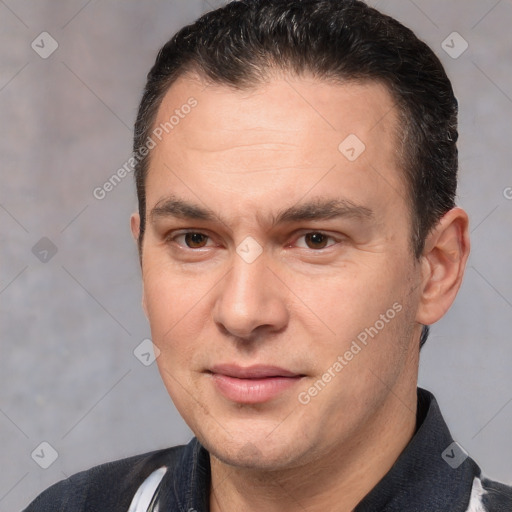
[211,374,302,404]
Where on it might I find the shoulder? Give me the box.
[23,445,186,512]
[476,475,512,511]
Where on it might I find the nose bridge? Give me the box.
[213,251,288,339]
[223,254,270,317]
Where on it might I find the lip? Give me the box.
[208,364,304,404]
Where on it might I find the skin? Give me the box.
[131,72,470,512]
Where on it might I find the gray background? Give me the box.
[1,0,511,509]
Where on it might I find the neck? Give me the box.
[209,381,418,512]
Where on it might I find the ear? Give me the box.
[415,207,470,326]
[131,212,144,263]
[130,213,148,318]
[130,212,140,242]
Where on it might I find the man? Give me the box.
[25,0,512,510]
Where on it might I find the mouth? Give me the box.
[207,364,305,404]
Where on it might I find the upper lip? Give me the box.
[209,364,301,379]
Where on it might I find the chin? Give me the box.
[196,425,312,471]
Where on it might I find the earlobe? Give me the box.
[416,207,470,326]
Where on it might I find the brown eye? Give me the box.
[184,233,209,248]
[304,232,329,249]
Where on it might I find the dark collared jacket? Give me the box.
[24,388,512,511]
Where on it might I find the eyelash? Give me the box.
[167,231,340,250]
[170,232,216,249]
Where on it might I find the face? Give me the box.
[132,73,425,470]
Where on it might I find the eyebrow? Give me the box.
[151,196,216,223]
[272,198,374,224]
[149,196,374,226]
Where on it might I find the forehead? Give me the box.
[155,72,400,147]
[145,73,407,224]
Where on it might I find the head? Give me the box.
[134,0,460,350]
[130,0,469,471]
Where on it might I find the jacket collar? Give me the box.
[355,387,479,511]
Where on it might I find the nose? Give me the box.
[212,252,289,342]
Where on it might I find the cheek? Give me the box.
[303,262,409,335]
[142,266,199,348]
[143,251,197,314]
[298,260,417,389]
